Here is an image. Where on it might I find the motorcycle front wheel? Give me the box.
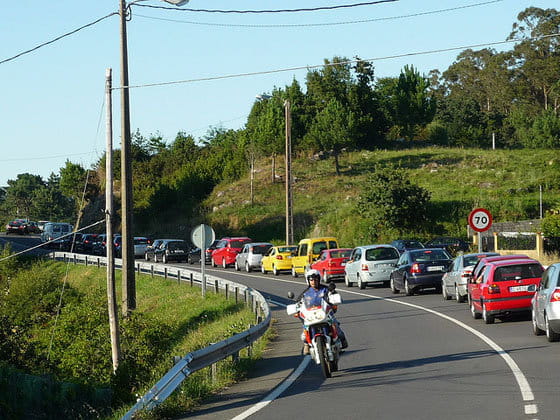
[315,336,332,378]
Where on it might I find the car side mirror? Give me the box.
[287,291,295,299]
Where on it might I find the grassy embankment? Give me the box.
[0,256,273,419]
[205,147,560,255]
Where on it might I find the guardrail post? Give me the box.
[231,351,239,363]
[225,284,229,300]
[85,256,88,266]
[177,270,181,285]
[97,258,100,268]
[150,265,154,278]
[211,363,217,383]
[137,263,140,275]
[214,280,219,294]
[190,272,193,287]
[235,287,239,303]
[73,254,76,265]
[164,267,168,280]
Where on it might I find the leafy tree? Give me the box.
[4,174,45,219]
[59,161,98,228]
[357,165,431,239]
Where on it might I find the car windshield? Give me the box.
[494,264,543,281]
[403,240,423,248]
[252,245,271,255]
[330,250,352,258]
[230,240,248,248]
[312,242,328,254]
[411,249,451,261]
[168,241,187,251]
[365,247,400,261]
[464,254,498,266]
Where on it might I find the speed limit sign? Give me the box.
[468,208,492,232]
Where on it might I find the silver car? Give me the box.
[235,242,273,272]
[344,245,400,289]
[532,262,560,342]
[442,252,499,302]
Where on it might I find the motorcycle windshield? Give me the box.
[302,294,328,310]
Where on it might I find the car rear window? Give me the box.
[278,246,297,254]
[134,238,148,245]
[312,241,328,254]
[331,250,352,259]
[168,241,187,251]
[493,264,543,282]
[412,249,451,262]
[366,247,400,261]
[252,245,271,255]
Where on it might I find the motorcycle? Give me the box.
[287,288,343,378]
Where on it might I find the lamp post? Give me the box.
[118,0,189,316]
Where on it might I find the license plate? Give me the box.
[509,285,536,293]
[427,266,444,272]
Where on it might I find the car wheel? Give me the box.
[273,265,279,276]
[545,314,560,342]
[455,285,464,303]
[245,262,251,273]
[145,253,149,261]
[211,258,216,268]
[345,274,352,287]
[292,267,298,278]
[261,264,267,274]
[532,310,544,336]
[390,277,399,294]
[235,261,240,271]
[404,278,413,296]
[482,303,494,324]
[442,284,451,300]
[470,301,481,319]
[162,254,168,264]
[358,275,365,290]
[222,258,227,269]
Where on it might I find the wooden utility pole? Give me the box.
[106,68,121,372]
[285,100,294,245]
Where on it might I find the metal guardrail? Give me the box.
[50,252,271,419]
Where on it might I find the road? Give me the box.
[176,262,556,420]
[1,236,555,419]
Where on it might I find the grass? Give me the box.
[204,146,560,245]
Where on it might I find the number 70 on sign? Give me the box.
[468,208,492,232]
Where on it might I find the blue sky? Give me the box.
[0,0,556,186]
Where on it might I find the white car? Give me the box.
[235,242,273,272]
[532,262,560,341]
[344,245,400,289]
[133,237,151,258]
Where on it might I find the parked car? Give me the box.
[91,234,108,256]
[424,236,470,254]
[145,239,165,261]
[114,235,123,257]
[187,247,202,264]
[25,221,42,234]
[468,254,530,287]
[211,237,252,268]
[66,232,85,253]
[204,240,221,264]
[532,262,560,341]
[260,245,298,275]
[6,219,28,235]
[133,237,151,258]
[235,242,273,272]
[311,248,353,282]
[390,248,453,295]
[76,233,98,254]
[442,252,499,302]
[390,239,425,254]
[154,239,189,263]
[345,245,400,289]
[469,258,544,324]
[291,237,339,277]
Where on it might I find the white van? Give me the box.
[41,222,74,248]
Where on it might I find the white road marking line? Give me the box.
[216,272,537,417]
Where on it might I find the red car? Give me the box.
[5,219,28,235]
[469,258,544,324]
[211,237,252,268]
[310,248,352,282]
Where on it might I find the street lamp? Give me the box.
[119,0,189,316]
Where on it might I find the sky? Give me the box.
[0,0,557,187]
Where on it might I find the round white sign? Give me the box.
[191,224,216,249]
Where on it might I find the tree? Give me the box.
[4,174,45,219]
[357,165,431,239]
[59,161,98,228]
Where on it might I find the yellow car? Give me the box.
[261,245,298,275]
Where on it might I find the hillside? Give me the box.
[202,147,560,247]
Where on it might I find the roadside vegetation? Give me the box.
[0,248,270,419]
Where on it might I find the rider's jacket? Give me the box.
[299,285,331,307]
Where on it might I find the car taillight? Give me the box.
[276,255,283,260]
[410,263,421,274]
[488,284,501,294]
[550,288,560,302]
[461,270,472,279]
[361,264,369,271]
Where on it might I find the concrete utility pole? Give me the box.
[285,100,294,245]
[105,68,121,372]
[119,0,135,315]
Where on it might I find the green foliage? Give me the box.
[356,165,432,241]
[542,213,560,236]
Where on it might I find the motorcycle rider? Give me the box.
[296,269,348,355]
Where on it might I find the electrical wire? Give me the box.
[135,0,505,29]
[136,0,398,14]
[114,32,560,91]
[0,12,118,65]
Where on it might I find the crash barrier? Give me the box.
[49,252,271,419]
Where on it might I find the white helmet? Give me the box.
[305,269,321,285]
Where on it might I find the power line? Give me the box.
[135,0,505,29]
[115,33,560,91]
[0,152,97,163]
[0,12,118,65]
[136,0,398,14]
